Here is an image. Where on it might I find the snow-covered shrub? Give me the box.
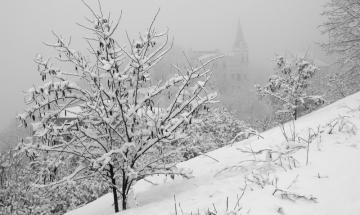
[256,56,323,121]
[327,71,360,100]
[176,107,248,161]
[43,179,108,214]
[0,150,48,214]
[305,65,360,106]
[0,147,108,214]
[247,114,278,132]
[17,2,218,212]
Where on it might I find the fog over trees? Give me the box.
[0,0,330,132]
[2,0,360,214]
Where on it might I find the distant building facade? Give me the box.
[189,20,250,94]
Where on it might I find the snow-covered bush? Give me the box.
[305,64,360,106]
[0,147,108,214]
[256,56,323,121]
[0,150,47,214]
[247,114,278,132]
[176,107,248,161]
[17,2,218,212]
[328,71,360,100]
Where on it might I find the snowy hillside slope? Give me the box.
[66,92,360,215]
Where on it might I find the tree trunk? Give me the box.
[122,171,128,210]
[122,192,127,210]
[109,164,119,213]
[293,100,298,120]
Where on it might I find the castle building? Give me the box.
[189,20,250,94]
[224,20,249,85]
[231,20,249,64]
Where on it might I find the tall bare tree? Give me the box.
[322,0,360,71]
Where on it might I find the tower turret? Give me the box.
[232,20,248,64]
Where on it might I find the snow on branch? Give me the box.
[256,55,324,120]
[17,2,220,211]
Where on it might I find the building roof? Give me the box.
[233,19,248,52]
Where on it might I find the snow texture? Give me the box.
[66,91,360,215]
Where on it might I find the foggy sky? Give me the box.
[0,0,329,130]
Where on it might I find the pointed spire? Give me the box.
[233,19,245,50]
[232,19,248,64]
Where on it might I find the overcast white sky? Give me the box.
[0,0,329,130]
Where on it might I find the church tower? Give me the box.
[232,20,249,64]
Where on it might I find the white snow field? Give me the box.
[66,92,360,215]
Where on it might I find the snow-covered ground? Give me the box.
[66,92,360,215]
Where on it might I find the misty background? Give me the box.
[0,0,330,133]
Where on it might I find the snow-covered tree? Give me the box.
[327,70,360,100]
[0,148,107,214]
[0,150,46,214]
[17,2,218,212]
[322,0,360,71]
[256,56,323,121]
[178,107,248,160]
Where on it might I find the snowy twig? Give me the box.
[273,188,318,203]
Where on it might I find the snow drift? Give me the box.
[66,91,360,215]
